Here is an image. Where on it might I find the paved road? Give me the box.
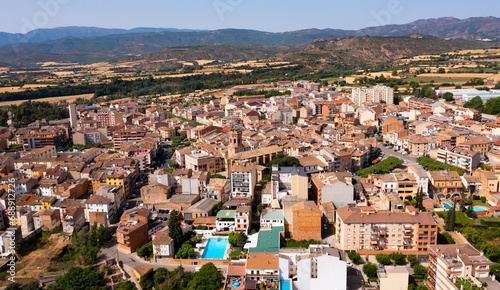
[376,143,418,164]
[98,233,202,280]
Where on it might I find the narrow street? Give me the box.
[98,233,203,288]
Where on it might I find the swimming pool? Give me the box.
[280,280,291,290]
[201,238,228,259]
[443,202,452,210]
[472,206,488,212]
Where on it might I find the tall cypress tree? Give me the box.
[448,200,456,231]
[168,210,183,248]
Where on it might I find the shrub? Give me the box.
[363,263,378,278]
[348,251,361,264]
[413,265,428,277]
[390,252,406,265]
[375,253,391,265]
[407,255,417,264]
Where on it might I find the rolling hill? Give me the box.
[283,35,486,66]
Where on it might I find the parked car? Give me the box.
[346,261,353,267]
[402,152,408,156]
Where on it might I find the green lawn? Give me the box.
[455,212,478,226]
[471,200,488,207]
[438,211,477,226]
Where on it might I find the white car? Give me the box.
[401,152,408,156]
[346,261,353,267]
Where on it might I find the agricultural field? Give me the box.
[0,93,94,106]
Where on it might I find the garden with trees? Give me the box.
[356,156,404,178]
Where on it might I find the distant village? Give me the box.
[1,80,500,290]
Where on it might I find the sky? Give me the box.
[1,0,500,34]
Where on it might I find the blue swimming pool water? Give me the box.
[443,203,452,210]
[472,206,488,212]
[280,280,291,290]
[201,238,228,259]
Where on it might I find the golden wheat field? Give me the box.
[0,93,94,107]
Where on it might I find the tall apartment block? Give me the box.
[69,104,77,128]
[351,85,394,106]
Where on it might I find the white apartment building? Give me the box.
[351,85,394,106]
[427,244,493,290]
[436,146,480,172]
[84,195,115,225]
[230,162,256,200]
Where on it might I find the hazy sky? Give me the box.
[1,0,500,33]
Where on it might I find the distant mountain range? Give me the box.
[0,17,498,66]
[0,26,203,47]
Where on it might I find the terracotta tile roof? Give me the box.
[336,206,436,225]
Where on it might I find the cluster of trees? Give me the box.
[375,252,406,265]
[355,75,408,91]
[464,95,500,115]
[168,210,195,258]
[442,92,454,102]
[462,226,500,264]
[414,187,425,211]
[356,156,404,178]
[416,156,465,176]
[228,232,247,248]
[140,264,221,290]
[48,266,105,290]
[266,154,301,168]
[262,154,301,179]
[0,101,70,127]
[52,224,109,266]
[464,78,485,86]
[137,242,153,259]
